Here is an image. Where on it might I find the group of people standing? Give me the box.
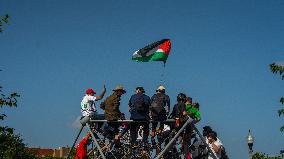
[80,84,201,142]
[79,84,221,158]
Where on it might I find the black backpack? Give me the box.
[134,95,146,113]
[150,94,165,115]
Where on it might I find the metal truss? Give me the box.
[67,117,217,159]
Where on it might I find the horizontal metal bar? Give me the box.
[89,119,176,123]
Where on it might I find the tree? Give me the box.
[0,14,36,158]
[0,14,9,33]
[0,127,36,159]
[252,152,284,159]
[0,86,20,120]
[269,63,284,132]
[0,85,37,158]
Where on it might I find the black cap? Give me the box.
[203,126,212,132]
[136,86,145,93]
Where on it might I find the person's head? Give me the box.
[207,132,217,143]
[136,86,145,94]
[177,93,186,103]
[86,88,96,96]
[186,96,192,104]
[113,85,126,97]
[203,126,212,137]
[193,102,200,110]
[156,85,166,94]
[212,131,218,138]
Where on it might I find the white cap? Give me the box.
[156,85,166,91]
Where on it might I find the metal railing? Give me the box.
[67,116,218,159]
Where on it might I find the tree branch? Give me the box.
[0,14,9,33]
[280,125,284,132]
[270,63,284,80]
[278,109,284,117]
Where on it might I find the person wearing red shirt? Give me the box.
[75,132,92,159]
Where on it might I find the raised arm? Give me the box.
[95,84,106,101]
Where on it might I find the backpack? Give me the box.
[150,94,165,115]
[134,95,146,113]
[220,146,229,159]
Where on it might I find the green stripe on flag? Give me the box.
[150,52,168,61]
[132,52,168,62]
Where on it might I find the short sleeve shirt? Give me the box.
[185,104,201,120]
[207,138,222,159]
[81,95,97,117]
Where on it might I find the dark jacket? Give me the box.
[150,93,170,117]
[129,93,151,120]
[100,92,121,120]
[170,102,186,119]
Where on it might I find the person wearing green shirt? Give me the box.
[180,97,202,156]
[183,96,201,122]
[185,102,201,121]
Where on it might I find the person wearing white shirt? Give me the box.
[207,132,222,159]
[81,85,106,118]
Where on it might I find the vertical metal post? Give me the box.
[86,123,106,159]
[156,117,193,159]
[247,130,254,159]
[249,150,253,159]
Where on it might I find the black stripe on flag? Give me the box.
[137,39,169,57]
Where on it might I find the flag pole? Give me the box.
[160,62,166,85]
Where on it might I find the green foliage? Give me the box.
[67,148,76,159]
[270,63,284,80]
[0,127,37,159]
[252,152,284,159]
[280,97,284,104]
[280,125,284,132]
[279,109,284,117]
[0,88,36,158]
[270,63,284,132]
[42,156,62,159]
[0,16,36,159]
[0,14,9,33]
[0,80,35,158]
[0,86,20,120]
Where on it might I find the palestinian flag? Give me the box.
[132,39,171,63]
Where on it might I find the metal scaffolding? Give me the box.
[67,116,218,159]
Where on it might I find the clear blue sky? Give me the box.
[1,0,284,158]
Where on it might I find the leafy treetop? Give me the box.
[0,14,9,33]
